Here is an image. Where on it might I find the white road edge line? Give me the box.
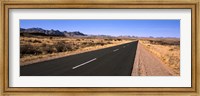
[113,49,119,52]
[72,58,97,69]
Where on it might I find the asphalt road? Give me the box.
[20,41,138,76]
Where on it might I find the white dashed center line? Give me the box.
[72,58,97,69]
[113,49,119,52]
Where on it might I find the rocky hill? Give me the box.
[20,28,87,37]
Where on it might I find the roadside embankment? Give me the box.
[132,41,175,76]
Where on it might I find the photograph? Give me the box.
[1,0,198,94]
[20,20,180,76]
[8,8,191,88]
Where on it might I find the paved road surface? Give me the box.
[20,41,138,76]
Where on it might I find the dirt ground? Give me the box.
[132,42,176,76]
[139,39,180,75]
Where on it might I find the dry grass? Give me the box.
[20,36,133,66]
[140,38,180,75]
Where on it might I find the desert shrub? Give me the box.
[104,39,108,41]
[28,40,32,42]
[43,45,57,54]
[20,44,42,57]
[89,42,96,46]
[105,39,113,41]
[117,39,122,41]
[82,42,87,45]
[81,42,94,47]
[49,37,53,39]
[64,43,73,51]
[76,39,81,41]
[169,48,174,51]
[42,43,47,47]
[41,43,56,54]
[96,42,105,46]
[54,41,73,52]
[72,45,80,50]
[54,41,66,52]
[106,41,112,44]
[149,40,180,45]
[33,39,42,43]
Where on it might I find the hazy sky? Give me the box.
[20,20,180,37]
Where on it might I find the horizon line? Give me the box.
[20,27,180,38]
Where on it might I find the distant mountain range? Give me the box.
[20,28,87,37]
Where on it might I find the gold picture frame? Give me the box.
[0,0,199,95]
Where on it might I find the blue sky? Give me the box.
[20,20,180,37]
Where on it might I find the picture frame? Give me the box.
[0,0,199,95]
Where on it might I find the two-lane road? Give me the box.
[20,41,138,76]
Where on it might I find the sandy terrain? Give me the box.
[139,39,180,75]
[132,42,175,76]
[20,36,134,66]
